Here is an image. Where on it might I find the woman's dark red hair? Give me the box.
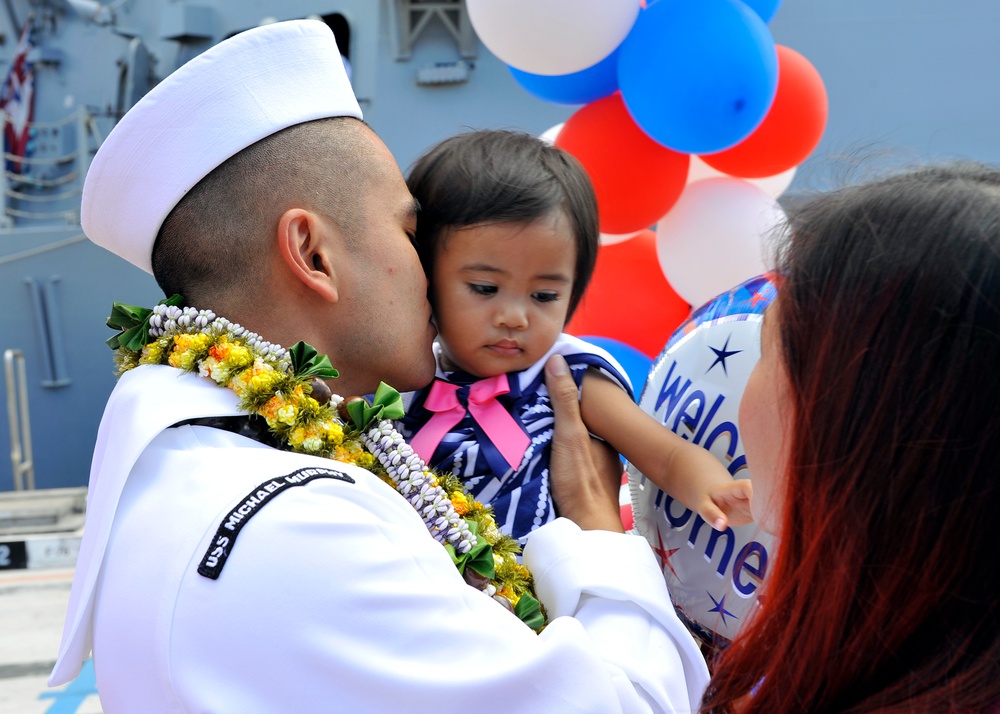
[703,164,1000,713]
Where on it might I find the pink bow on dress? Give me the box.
[409,374,529,471]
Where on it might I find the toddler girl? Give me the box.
[399,130,751,541]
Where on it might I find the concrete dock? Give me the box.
[0,568,101,713]
[0,488,101,713]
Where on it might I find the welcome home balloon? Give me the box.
[629,274,777,644]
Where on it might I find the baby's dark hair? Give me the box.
[406,129,599,320]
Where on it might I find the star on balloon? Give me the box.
[651,527,681,580]
[748,289,769,308]
[707,334,742,376]
[707,590,738,628]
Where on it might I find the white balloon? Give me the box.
[656,178,786,307]
[467,0,640,76]
[751,165,796,199]
[538,122,565,145]
[599,229,643,246]
[685,155,727,184]
[687,156,796,199]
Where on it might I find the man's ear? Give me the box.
[276,208,338,303]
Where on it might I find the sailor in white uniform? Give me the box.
[49,20,709,713]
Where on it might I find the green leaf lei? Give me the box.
[105,294,183,351]
[109,298,546,631]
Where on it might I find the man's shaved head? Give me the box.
[152,117,381,307]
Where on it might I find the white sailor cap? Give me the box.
[81,19,362,274]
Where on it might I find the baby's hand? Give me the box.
[699,479,753,531]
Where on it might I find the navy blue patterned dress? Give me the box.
[398,334,632,542]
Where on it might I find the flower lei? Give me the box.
[106,297,546,631]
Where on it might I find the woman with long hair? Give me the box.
[702,164,1000,712]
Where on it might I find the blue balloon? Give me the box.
[580,335,653,403]
[508,48,620,106]
[740,0,782,23]
[618,0,778,154]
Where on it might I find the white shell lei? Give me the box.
[363,423,477,554]
[148,304,476,556]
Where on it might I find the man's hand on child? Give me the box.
[545,355,626,533]
[701,479,753,531]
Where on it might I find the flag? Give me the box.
[0,18,35,174]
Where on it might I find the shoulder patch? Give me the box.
[198,466,355,580]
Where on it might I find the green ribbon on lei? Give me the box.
[514,592,544,631]
[345,382,405,429]
[444,522,544,630]
[444,520,495,579]
[105,294,184,351]
[289,341,339,380]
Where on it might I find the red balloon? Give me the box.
[556,93,690,235]
[566,230,691,358]
[701,45,828,178]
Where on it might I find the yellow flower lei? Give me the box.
[107,299,546,631]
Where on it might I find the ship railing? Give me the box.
[4,349,35,491]
[0,107,100,228]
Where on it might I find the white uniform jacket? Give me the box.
[50,365,709,713]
